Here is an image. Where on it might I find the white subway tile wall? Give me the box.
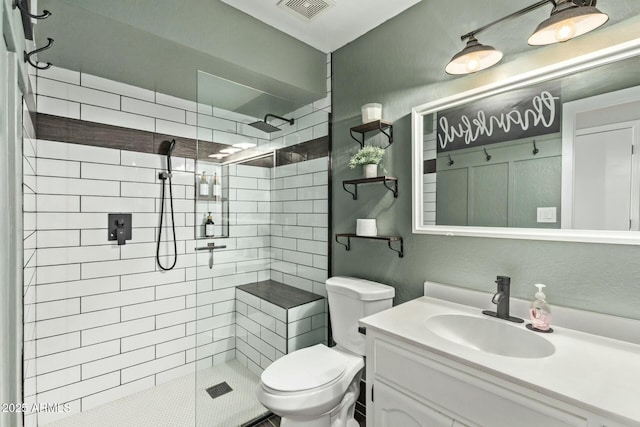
[36,59,332,153]
[36,61,331,151]
[235,289,326,376]
[30,141,275,421]
[29,53,331,421]
[271,157,329,297]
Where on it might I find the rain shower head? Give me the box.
[249,121,282,133]
[248,114,295,133]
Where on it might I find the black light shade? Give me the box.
[445,36,504,75]
[528,0,609,45]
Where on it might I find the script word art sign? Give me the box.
[436,84,561,153]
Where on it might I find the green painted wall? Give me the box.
[37,0,326,106]
[332,2,640,319]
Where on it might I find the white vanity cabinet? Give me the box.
[373,381,454,427]
[365,331,626,427]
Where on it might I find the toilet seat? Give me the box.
[261,344,347,392]
[257,344,365,418]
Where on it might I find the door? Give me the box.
[573,122,639,230]
[470,162,509,227]
[373,381,453,427]
[436,168,469,226]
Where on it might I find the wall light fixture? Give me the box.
[445,0,609,75]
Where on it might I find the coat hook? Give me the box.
[24,38,54,70]
[448,154,454,166]
[484,148,492,162]
[532,140,539,155]
[13,0,51,19]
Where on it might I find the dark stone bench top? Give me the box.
[237,280,324,309]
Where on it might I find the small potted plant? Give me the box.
[349,146,385,178]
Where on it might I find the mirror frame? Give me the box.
[412,38,640,245]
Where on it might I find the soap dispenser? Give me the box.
[199,172,210,197]
[528,284,552,332]
[212,172,222,201]
[204,212,215,238]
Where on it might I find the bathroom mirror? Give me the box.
[412,39,640,244]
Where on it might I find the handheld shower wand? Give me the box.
[167,139,175,174]
[159,139,176,179]
[157,139,178,271]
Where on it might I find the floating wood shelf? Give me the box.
[343,176,398,200]
[350,120,393,148]
[335,233,404,258]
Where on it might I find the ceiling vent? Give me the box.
[277,0,335,21]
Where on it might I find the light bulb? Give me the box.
[445,37,502,75]
[555,20,576,42]
[466,56,480,73]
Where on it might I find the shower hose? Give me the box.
[156,140,178,271]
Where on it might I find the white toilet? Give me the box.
[256,276,395,427]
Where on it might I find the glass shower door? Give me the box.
[193,160,274,427]
[193,65,330,426]
[194,70,273,427]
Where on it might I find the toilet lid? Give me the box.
[261,345,346,392]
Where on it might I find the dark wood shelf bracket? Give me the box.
[342,176,398,200]
[342,181,358,200]
[335,234,351,251]
[335,233,404,258]
[387,238,404,258]
[383,179,399,198]
[349,120,393,149]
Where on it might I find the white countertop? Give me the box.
[360,296,640,426]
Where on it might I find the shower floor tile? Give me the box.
[43,359,267,427]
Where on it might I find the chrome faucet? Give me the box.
[482,275,524,323]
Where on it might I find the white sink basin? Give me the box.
[425,314,555,358]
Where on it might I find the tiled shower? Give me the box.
[25,54,331,426]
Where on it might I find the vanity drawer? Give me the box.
[373,339,587,427]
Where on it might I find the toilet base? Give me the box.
[280,414,330,427]
[279,373,362,427]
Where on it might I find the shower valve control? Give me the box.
[108,213,132,245]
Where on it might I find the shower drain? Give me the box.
[205,381,233,400]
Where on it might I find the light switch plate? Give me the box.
[537,207,557,223]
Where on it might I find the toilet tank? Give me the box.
[326,276,395,356]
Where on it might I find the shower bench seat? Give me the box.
[235,280,327,372]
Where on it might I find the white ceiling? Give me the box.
[220,0,423,53]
